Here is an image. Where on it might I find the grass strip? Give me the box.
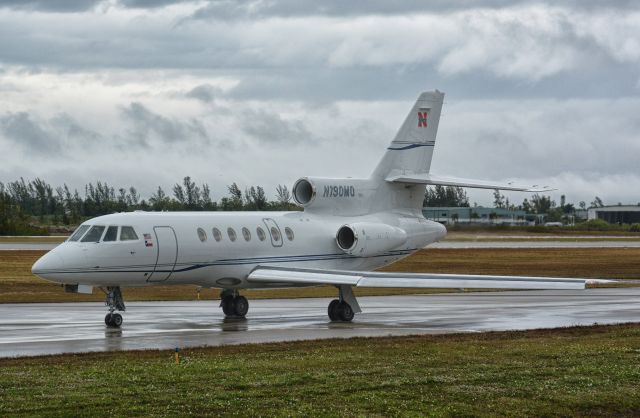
[1,323,639,416]
[2,248,640,303]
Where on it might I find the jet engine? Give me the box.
[292,177,375,216]
[335,222,407,257]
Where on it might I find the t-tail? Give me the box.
[371,90,445,181]
[292,90,550,216]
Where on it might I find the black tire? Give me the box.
[337,301,354,322]
[111,313,123,327]
[221,296,235,316]
[234,296,249,317]
[104,313,113,327]
[328,299,340,321]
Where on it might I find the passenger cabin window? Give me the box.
[212,227,222,242]
[256,227,266,241]
[271,227,281,242]
[197,228,207,242]
[242,227,251,241]
[68,225,90,242]
[228,227,237,242]
[81,225,105,243]
[285,227,294,241]
[103,226,118,242]
[120,226,139,241]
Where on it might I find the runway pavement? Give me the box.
[430,240,640,248]
[1,288,638,358]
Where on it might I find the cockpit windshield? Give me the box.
[103,226,118,242]
[68,225,90,242]
[120,226,138,241]
[81,226,106,243]
[68,224,139,243]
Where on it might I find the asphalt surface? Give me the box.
[1,288,638,358]
[430,241,640,248]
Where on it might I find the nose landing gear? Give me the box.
[102,286,126,328]
[220,289,249,318]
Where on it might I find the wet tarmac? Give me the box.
[1,288,638,358]
[430,241,640,248]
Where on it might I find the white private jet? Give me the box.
[32,91,587,328]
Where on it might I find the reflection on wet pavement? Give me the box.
[0,288,639,358]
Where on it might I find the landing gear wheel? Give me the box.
[221,296,235,316]
[105,313,123,328]
[111,313,123,327]
[234,296,249,317]
[337,301,354,322]
[328,299,340,321]
[221,293,249,318]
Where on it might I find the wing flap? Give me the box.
[385,173,554,192]
[359,273,585,290]
[248,267,361,286]
[248,267,586,290]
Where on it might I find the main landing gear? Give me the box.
[328,299,354,322]
[102,286,125,328]
[328,285,361,322]
[220,289,249,318]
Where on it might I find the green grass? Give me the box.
[0,236,66,243]
[1,324,640,417]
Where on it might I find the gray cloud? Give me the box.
[190,0,640,20]
[0,111,103,155]
[0,1,636,97]
[121,102,208,146]
[117,0,189,8]
[0,0,103,12]
[185,84,222,103]
[0,112,60,153]
[0,1,639,206]
[241,109,312,145]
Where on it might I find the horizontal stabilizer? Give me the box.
[248,266,586,290]
[385,173,554,192]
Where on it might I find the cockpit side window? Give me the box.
[120,226,139,241]
[103,226,118,242]
[68,225,90,242]
[81,226,106,243]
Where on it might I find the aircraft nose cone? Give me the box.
[32,252,65,276]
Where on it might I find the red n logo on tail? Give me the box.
[418,111,428,128]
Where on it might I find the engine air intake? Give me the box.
[292,178,314,206]
[336,225,356,251]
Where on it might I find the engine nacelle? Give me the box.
[292,177,376,215]
[336,222,407,257]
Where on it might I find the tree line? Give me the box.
[0,177,618,235]
[0,176,298,234]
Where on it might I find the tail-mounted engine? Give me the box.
[335,222,407,257]
[292,177,375,216]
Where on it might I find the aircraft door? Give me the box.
[148,226,178,282]
[262,218,283,247]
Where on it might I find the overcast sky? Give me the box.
[0,0,639,206]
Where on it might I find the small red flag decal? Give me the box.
[418,111,428,128]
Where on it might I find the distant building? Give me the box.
[422,206,533,225]
[587,205,640,224]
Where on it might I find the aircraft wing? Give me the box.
[248,266,587,290]
[385,173,554,192]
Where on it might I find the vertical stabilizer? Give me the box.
[371,91,444,180]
